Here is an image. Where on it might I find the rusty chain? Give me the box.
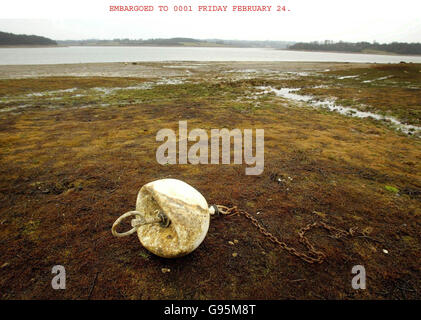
[214,205,358,264]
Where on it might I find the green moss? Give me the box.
[21,220,41,241]
[385,185,399,193]
[138,251,151,260]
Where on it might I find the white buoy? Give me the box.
[112,179,210,258]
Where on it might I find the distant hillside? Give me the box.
[57,38,294,49]
[288,41,421,56]
[0,31,57,46]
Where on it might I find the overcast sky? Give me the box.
[1,0,420,42]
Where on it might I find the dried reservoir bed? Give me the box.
[0,62,420,299]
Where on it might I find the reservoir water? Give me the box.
[1,46,421,65]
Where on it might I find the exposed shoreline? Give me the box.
[0,61,372,79]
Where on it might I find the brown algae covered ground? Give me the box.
[0,62,420,299]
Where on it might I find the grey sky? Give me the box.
[1,0,420,42]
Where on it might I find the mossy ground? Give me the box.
[0,63,420,299]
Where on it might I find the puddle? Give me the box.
[91,83,153,94]
[26,88,78,97]
[226,69,259,73]
[156,78,185,85]
[92,78,184,94]
[258,86,420,136]
[338,75,359,80]
[165,65,201,69]
[0,104,31,113]
[284,71,312,77]
[0,77,188,114]
[1,78,186,102]
[362,75,393,83]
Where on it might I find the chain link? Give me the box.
[215,205,357,264]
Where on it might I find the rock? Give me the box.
[228,241,234,245]
[233,239,239,244]
[232,252,238,257]
[383,249,389,254]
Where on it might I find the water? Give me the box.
[258,86,421,136]
[1,46,421,65]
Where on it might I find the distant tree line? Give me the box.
[0,31,57,46]
[57,38,294,49]
[58,38,202,46]
[206,39,294,49]
[288,41,421,55]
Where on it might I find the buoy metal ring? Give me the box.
[112,210,164,238]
